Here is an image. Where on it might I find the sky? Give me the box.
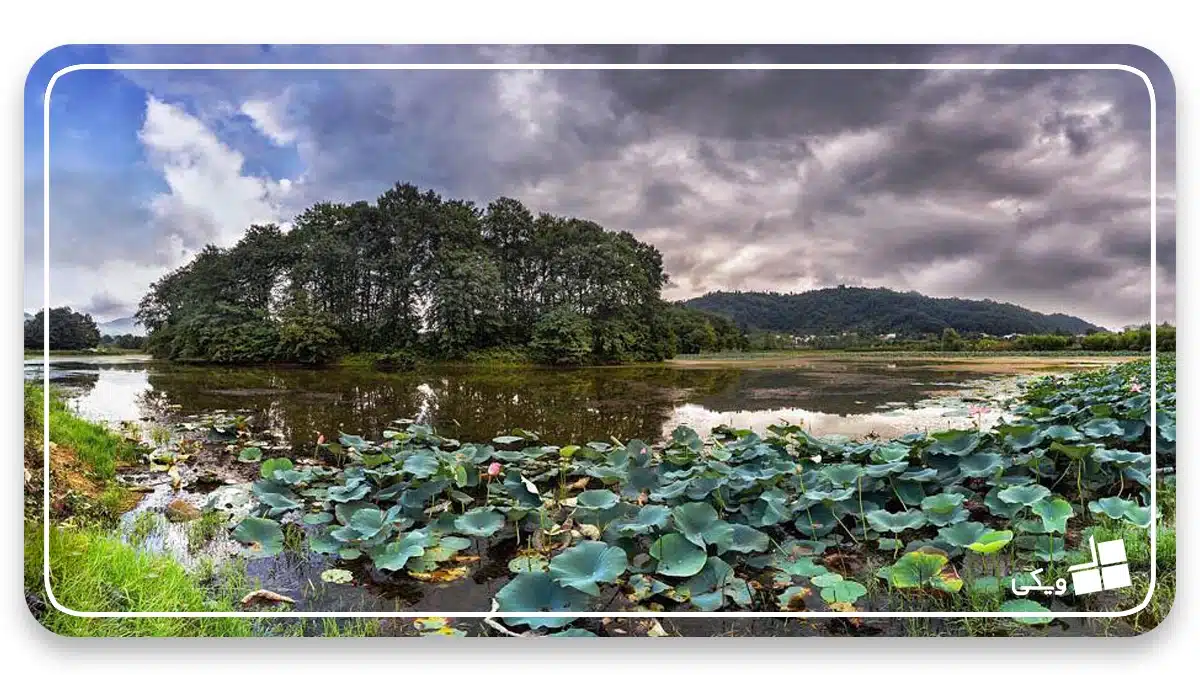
[23,45,1175,330]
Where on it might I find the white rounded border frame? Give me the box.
[40,60,1161,622]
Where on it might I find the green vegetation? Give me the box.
[99,333,148,350]
[137,184,702,366]
[237,357,1171,634]
[26,383,141,479]
[686,286,1100,336]
[24,307,102,350]
[25,522,254,637]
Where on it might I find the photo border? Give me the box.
[40,61,1159,622]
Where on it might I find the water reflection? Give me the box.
[24,356,994,445]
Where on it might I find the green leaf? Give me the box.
[965,530,1013,555]
[811,573,867,604]
[327,482,371,503]
[575,490,619,510]
[998,484,1050,507]
[927,429,980,456]
[349,507,387,538]
[882,549,962,592]
[302,511,334,525]
[1081,417,1124,439]
[548,541,629,596]
[612,505,671,536]
[403,452,440,478]
[454,507,506,537]
[920,492,965,514]
[671,502,721,548]
[707,522,770,554]
[958,452,1003,478]
[370,531,430,571]
[1088,497,1152,528]
[938,521,991,548]
[232,517,283,558]
[649,533,707,577]
[237,447,263,463]
[260,457,294,480]
[865,509,927,533]
[320,569,353,584]
[1030,498,1073,534]
[495,572,590,628]
[1043,425,1084,443]
[1000,598,1053,625]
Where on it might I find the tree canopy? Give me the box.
[684,287,1100,337]
[138,183,743,366]
[24,307,101,350]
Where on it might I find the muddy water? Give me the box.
[26,355,1072,632]
[24,355,1020,445]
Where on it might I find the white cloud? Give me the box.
[140,95,290,259]
[240,96,298,146]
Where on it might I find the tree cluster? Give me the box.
[23,307,101,351]
[138,183,743,366]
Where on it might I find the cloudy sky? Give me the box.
[24,45,1174,330]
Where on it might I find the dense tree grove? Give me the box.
[99,334,148,350]
[686,287,1100,337]
[24,307,101,350]
[138,183,742,366]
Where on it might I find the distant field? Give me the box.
[668,349,1145,372]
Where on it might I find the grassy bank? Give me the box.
[24,348,146,358]
[25,383,140,479]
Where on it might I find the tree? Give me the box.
[24,307,101,350]
[529,308,593,365]
[940,327,964,352]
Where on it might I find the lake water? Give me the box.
[23,355,1022,446]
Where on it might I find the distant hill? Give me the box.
[97,316,145,337]
[683,287,1101,337]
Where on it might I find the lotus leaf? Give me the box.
[921,492,965,514]
[454,507,506,537]
[793,503,840,538]
[495,572,590,628]
[320,569,353,584]
[1089,497,1152,527]
[232,517,283,557]
[626,574,671,602]
[402,452,440,478]
[370,531,430,571]
[327,483,371,503]
[866,509,927,533]
[965,530,1013,555]
[938,521,991,548]
[237,447,263,463]
[548,541,629,595]
[997,484,1050,507]
[649,533,707,577]
[707,522,770,554]
[1050,441,1096,461]
[612,505,671,536]
[1043,425,1084,442]
[777,585,812,610]
[863,461,909,478]
[680,557,749,611]
[1030,498,1073,534]
[1081,417,1124,438]
[575,490,620,510]
[958,452,1004,478]
[811,573,867,604]
[260,457,294,480]
[927,429,980,456]
[997,424,1044,450]
[822,464,864,486]
[1000,598,1053,625]
[1018,535,1066,562]
[882,549,962,592]
[671,502,722,548]
[303,511,334,525]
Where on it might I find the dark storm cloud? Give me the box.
[65,44,1173,329]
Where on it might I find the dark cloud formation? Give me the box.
[55,45,1173,327]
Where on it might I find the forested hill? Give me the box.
[684,287,1101,336]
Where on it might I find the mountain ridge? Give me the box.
[682,287,1102,336]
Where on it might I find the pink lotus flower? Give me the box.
[1130,382,1143,393]
[316,433,326,445]
[968,405,990,416]
[487,462,502,478]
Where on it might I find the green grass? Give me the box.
[25,521,254,637]
[186,510,226,554]
[130,512,161,548]
[25,383,141,479]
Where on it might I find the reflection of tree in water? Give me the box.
[143,365,742,446]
